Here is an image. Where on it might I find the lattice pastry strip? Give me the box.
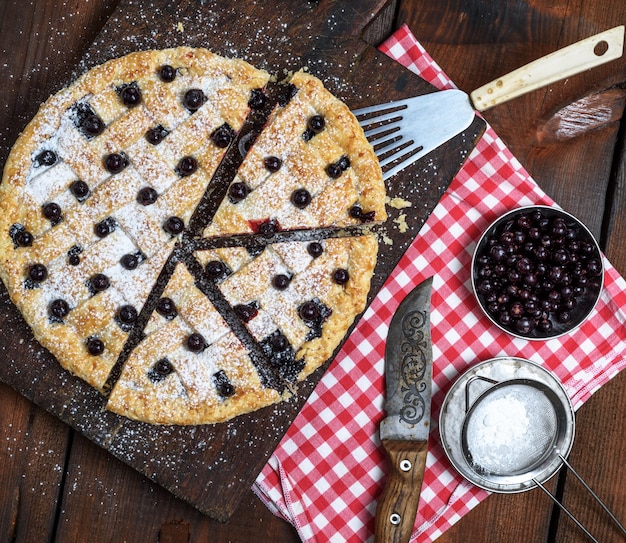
[155,103,223,168]
[133,77,189,131]
[25,161,77,211]
[89,104,155,158]
[108,239,173,311]
[124,138,180,194]
[82,167,145,222]
[54,113,110,188]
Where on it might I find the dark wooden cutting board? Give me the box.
[0,0,484,521]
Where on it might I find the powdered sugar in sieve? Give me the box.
[463,383,558,475]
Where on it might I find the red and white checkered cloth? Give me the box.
[253,24,626,542]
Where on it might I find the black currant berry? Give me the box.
[183,88,206,110]
[263,156,282,173]
[87,338,104,356]
[163,216,184,235]
[42,202,62,222]
[211,124,234,148]
[307,242,323,258]
[307,115,325,133]
[82,115,104,136]
[272,274,290,290]
[49,299,70,319]
[228,182,250,203]
[159,64,177,82]
[118,305,138,324]
[36,150,57,167]
[186,333,206,353]
[291,188,311,209]
[137,187,158,205]
[104,153,127,174]
[248,89,266,110]
[177,156,198,176]
[28,263,48,283]
[121,85,142,107]
[333,268,350,285]
[156,297,177,319]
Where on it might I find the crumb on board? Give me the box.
[393,213,409,233]
[177,22,184,33]
[386,196,412,210]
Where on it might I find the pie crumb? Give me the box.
[393,213,409,233]
[386,196,412,210]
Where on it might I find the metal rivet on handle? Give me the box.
[400,459,412,472]
[390,513,402,525]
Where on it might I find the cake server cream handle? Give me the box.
[471,25,625,111]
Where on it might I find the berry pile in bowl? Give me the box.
[471,206,604,340]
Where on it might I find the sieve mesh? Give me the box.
[463,384,558,476]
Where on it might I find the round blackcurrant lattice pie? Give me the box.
[0,48,386,424]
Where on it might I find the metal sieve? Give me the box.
[461,377,571,485]
[459,374,626,543]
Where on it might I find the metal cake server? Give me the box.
[355,25,624,180]
[375,276,433,543]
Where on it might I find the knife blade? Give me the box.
[375,276,433,543]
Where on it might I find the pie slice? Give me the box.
[108,233,377,424]
[108,262,282,425]
[0,48,385,424]
[210,235,378,380]
[205,71,386,237]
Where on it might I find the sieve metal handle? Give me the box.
[464,375,498,413]
[533,453,626,543]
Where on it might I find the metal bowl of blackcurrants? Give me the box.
[472,205,604,340]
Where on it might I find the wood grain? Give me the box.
[375,439,429,543]
[1,3,118,542]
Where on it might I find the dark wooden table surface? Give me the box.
[2,1,625,542]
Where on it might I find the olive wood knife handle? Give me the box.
[375,439,428,543]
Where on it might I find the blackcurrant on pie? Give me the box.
[0,48,385,424]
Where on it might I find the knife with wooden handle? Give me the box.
[375,277,433,543]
